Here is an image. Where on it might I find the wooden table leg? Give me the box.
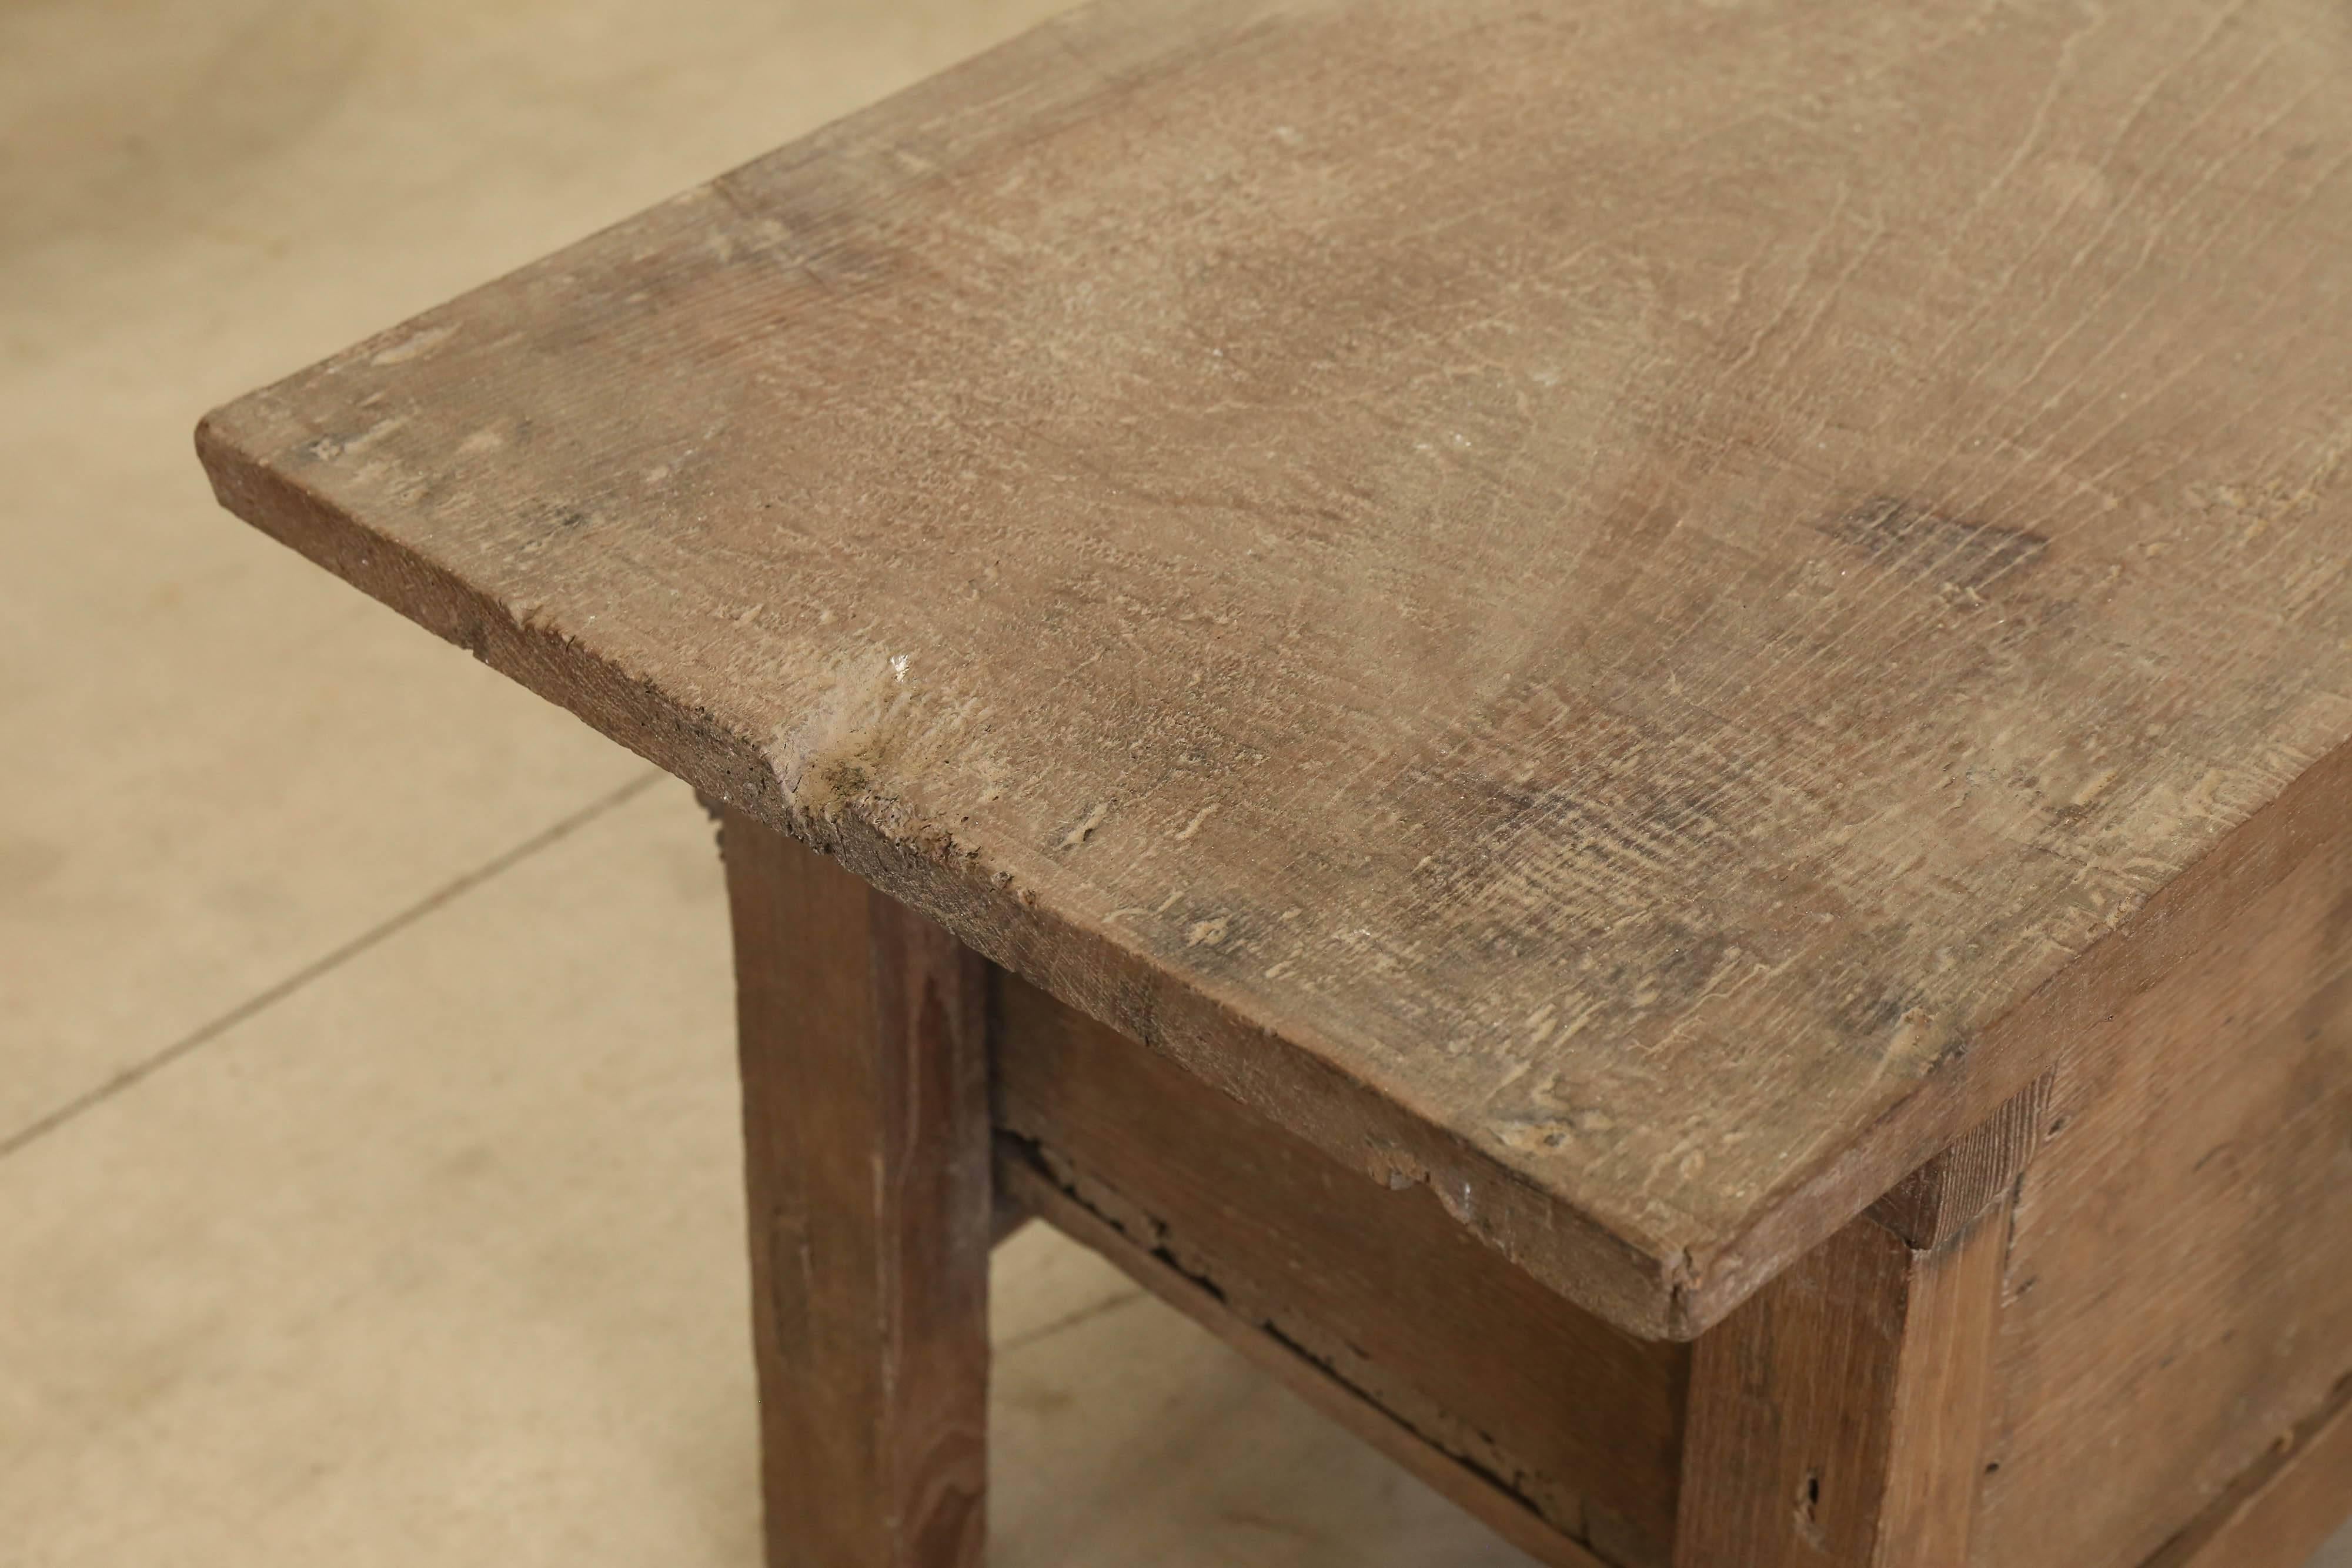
[719,811,992,1568]
[1672,1090,2037,1568]
[1675,1210,2004,1567]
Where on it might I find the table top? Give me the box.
[199,0,2352,1337]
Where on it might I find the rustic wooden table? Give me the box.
[198,2,2352,1563]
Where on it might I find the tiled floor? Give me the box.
[0,3,2345,1566]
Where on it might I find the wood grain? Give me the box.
[1676,1212,2005,1566]
[1865,1075,2051,1252]
[1973,770,2352,1568]
[722,811,991,1568]
[994,1150,1614,1568]
[2141,1375,2352,1568]
[993,970,1686,1563]
[199,0,2352,1335]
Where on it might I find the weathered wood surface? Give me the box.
[993,970,1687,1563]
[994,1153,1615,1568]
[722,813,993,1568]
[2141,1376,2352,1568]
[199,0,2352,1334]
[1676,1211,2007,1567]
[1973,771,2352,1568]
[1865,1075,2050,1252]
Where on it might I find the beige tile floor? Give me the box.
[0,2,2344,1566]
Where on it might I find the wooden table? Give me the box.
[196,2,2352,1563]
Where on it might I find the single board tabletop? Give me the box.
[199,0,2352,1337]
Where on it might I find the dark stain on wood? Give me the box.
[1819,497,2050,597]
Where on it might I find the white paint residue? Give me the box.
[339,416,408,458]
[762,650,981,833]
[1173,803,1220,841]
[370,325,455,367]
[2070,767,2119,808]
[1187,915,1230,947]
[1060,801,1110,850]
[458,429,505,456]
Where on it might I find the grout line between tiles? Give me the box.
[0,765,669,1165]
[997,1286,1152,1356]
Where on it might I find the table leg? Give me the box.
[1673,1204,2006,1567]
[719,811,991,1568]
